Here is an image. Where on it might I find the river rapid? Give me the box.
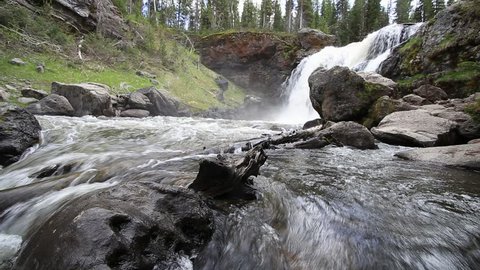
[0,115,479,269]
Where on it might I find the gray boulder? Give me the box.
[26,94,75,116]
[0,104,41,167]
[371,110,459,147]
[318,121,377,150]
[363,96,416,128]
[127,92,152,110]
[297,28,336,51]
[356,71,397,90]
[137,87,180,116]
[9,58,25,66]
[120,109,150,118]
[309,66,392,122]
[21,88,48,100]
[52,82,114,117]
[413,85,448,103]
[0,88,10,101]
[402,94,428,106]
[17,97,38,105]
[395,143,480,170]
[136,70,156,79]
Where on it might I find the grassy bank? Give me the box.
[0,2,245,111]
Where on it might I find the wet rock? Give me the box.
[371,110,459,147]
[363,96,415,128]
[302,118,324,130]
[127,92,152,110]
[0,104,41,167]
[26,94,75,116]
[294,137,330,149]
[120,109,150,118]
[150,78,160,85]
[29,163,76,179]
[52,82,113,117]
[136,70,157,79]
[14,182,215,270]
[395,143,480,170]
[468,138,480,144]
[458,119,480,141]
[36,63,45,73]
[309,67,392,122]
[413,85,448,103]
[189,144,268,200]
[21,88,48,100]
[137,87,180,116]
[318,121,377,150]
[9,58,26,66]
[17,97,38,105]
[402,94,429,106]
[297,28,336,51]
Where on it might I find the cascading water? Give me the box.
[277,23,422,124]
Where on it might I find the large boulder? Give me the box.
[395,143,480,170]
[371,110,459,147]
[15,182,214,270]
[413,85,448,103]
[0,104,41,167]
[379,0,480,97]
[127,91,152,110]
[137,87,180,116]
[309,66,392,122]
[51,82,114,117]
[297,28,336,51]
[21,88,48,100]
[26,94,75,116]
[317,121,377,150]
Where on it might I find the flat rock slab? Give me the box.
[395,143,480,170]
[371,110,459,147]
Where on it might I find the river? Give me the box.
[0,115,479,269]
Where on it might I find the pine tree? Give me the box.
[334,0,351,45]
[285,0,294,32]
[296,0,315,29]
[241,0,258,29]
[365,0,382,33]
[395,0,412,23]
[447,0,455,5]
[349,0,366,41]
[260,0,274,29]
[273,0,284,31]
[433,0,445,15]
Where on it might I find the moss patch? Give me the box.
[465,100,480,123]
[399,37,423,75]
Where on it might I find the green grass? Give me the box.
[465,100,480,123]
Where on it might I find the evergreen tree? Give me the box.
[395,0,412,23]
[348,0,366,41]
[273,0,284,31]
[200,0,214,31]
[433,0,445,15]
[334,0,351,45]
[297,0,315,29]
[365,0,382,33]
[447,0,455,5]
[241,0,258,28]
[319,0,336,33]
[260,0,274,29]
[285,0,294,32]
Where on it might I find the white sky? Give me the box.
[238,0,393,17]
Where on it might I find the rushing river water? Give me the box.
[0,116,479,269]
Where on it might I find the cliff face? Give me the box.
[379,0,480,97]
[17,0,127,39]
[197,30,335,101]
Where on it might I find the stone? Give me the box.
[413,85,448,102]
[395,143,480,170]
[468,139,480,144]
[120,109,150,118]
[309,66,392,122]
[0,88,10,102]
[297,28,336,51]
[14,182,215,270]
[5,85,16,91]
[150,79,160,85]
[402,94,428,106]
[127,92,152,110]
[136,70,156,79]
[318,121,377,150]
[302,118,323,130]
[357,71,397,90]
[0,104,41,167]
[51,82,113,117]
[26,94,75,116]
[363,96,415,128]
[21,88,48,100]
[9,58,26,66]
[36,64,45,73]
[371,110,459,147]
[215,76,229,91]
[458,119,480,141]
[17,97,38,105]
[137,87,179,116]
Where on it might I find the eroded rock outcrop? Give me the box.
[379,0,480,97]
[197,31,335,101]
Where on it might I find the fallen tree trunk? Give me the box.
[189,142,268,200]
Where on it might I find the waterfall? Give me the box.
[277,23,422,124]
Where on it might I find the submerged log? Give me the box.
[189,143,268,200]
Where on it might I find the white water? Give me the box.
[277,23,422,124]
